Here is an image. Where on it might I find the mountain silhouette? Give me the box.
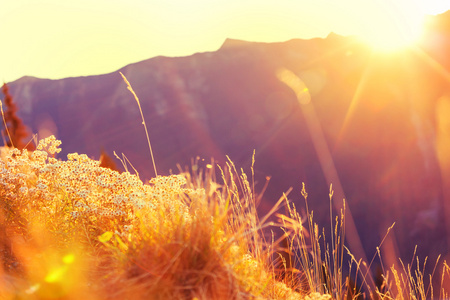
[7,11,450,270]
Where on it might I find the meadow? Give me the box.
[1,78,450,299]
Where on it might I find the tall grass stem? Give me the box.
[0,99,15,148]
[120,72,158,177]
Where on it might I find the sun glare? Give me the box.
[361,9,425,52]
[363,25,423,52]
[354,0,447,53]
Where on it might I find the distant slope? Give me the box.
[7,11,450,266]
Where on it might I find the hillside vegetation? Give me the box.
[0,136,449,299]
[2,74,450,299]
[0,136,334,299]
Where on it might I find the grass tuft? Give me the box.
[1,78,449,299]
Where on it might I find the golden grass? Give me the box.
[0,136,326,299]
[1,76,450,299]
[1,136,449,299]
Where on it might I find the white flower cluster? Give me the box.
[0,136,204,240]
[304,292,331,300]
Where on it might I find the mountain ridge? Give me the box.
[5,12,450,268]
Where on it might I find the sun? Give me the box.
[362,23,423,52]
[356,0,445,53]
[360,5,425,52]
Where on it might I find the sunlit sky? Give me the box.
[1,0,448,83]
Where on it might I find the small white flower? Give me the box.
[36,183,47,190]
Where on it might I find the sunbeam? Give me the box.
[412,46,450,83]
[333,56,374,153]
[277,68,376,292]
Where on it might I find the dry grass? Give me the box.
[1,75,449,299]
[0,136,449,299]
[0,135,331,299]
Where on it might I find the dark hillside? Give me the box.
[7,11,450,269]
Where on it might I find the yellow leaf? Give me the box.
[98,231,113,243]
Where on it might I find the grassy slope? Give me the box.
[0,137,449,299]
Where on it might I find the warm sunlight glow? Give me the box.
[1,0,448,81]
[363,24,423,52]
[359,2,426,52]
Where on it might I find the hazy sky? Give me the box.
[1,0,448,83]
